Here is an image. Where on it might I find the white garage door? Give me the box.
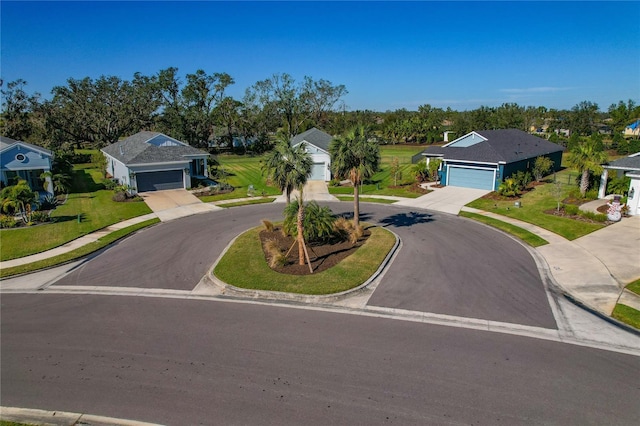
[310,163,326,181]
[136,170,184,192]
[448,166,495,190]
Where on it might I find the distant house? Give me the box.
[598,152,640,216]
[101,131,210,193]
[0,136,54,196]
[623,119,640,138]
[290,127,333,181]
[422,129,564,191]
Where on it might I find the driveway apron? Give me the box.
[394,186,490,214]
[139,189,221,221]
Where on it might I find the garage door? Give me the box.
[136,170,183,192]
[310,163,325,181]
[448,166,495,190]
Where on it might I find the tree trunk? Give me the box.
[580,170,589,196]
[353,182,360,228]
[297,198,305,265]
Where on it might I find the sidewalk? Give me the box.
[462,206,640,318]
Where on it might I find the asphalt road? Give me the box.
[52,202,556,328]
[2,293,639,425]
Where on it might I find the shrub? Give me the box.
[0,215,18,229]
[413,162,429,183]
[497,178,519,197]
[428,159,441,181]
[563,204,579,215]
[329,178,341,187]
[348,224,364,245]
[40,194,60,210]
[532,156,553,181]
[263,239,286,268]
[261,219,274,232]
[581,211,607,222]
[103,179,118,190]
[31,210,50,223]
[512,170,533,191]
[283,200,337,243]
[0,180,38,215]
[607,176,631,196]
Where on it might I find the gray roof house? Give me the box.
[0,136,54,196]
[101,131,210,193]
[290,128,333,181]
[422,129,564,191]
[598,152,640,216]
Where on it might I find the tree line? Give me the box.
[1,70,639,153]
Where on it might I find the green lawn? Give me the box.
[0,163,151,261]
[459,211,549,247]
[198,154,282,202]
[214,224,396,295]
[329,144,427,198]
[626,278,640,296]
[612,304,640,329]
[466,169,605,240]
[336,196,398,204]
[0,218,160,278]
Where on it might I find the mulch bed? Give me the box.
[259,226,370,275]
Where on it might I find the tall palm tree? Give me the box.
[330,124,380,228]
[263,135,312,266]
[566,138,608,196]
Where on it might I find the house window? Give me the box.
[15,153,26,162]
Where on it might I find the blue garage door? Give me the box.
[310,163,325,180]
[448,166,495,190]
[136,170,183,192]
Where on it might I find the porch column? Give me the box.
[45,174,54,196]
[204,158,209,178]
[598,168,609,199]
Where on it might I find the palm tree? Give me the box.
[263,135,312,266]
[566,138,608,196]
[330,124,381,228]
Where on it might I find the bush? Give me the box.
[563,204,579,215]
[261,219,274,232]
[497,178,519,197]
[31,210,50,223]
[581,211,607,222]
[283,200,337,243]
[512,170,533,191]
[533,156,553,181]
[103,179,118,190]
[0,215,18,229]
[329,178,341,187]
[608,176,631,196]
[40,194,60,210]
[413,162,429,183]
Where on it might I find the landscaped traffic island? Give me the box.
[213,223,396,295]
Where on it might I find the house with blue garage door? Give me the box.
[290,127,333,181]
[102,131,210,193]
[422,129,564,191]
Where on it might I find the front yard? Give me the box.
[0,163,151,261]
[466,169,606,240]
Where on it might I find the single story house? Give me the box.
[598,152,640,216]
[291,127,333,181]
[422,129,564,191]
[0,136,54,196]
[102,131,210,193]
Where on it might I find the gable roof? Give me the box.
[423,129,564,164]
[290,127,333,152]
[626,119,640,130]
[101,131,208,165]
[604,152,640,171]
[0,136,53,157]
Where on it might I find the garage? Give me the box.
[310,162,326,181]
[447,166,495,190]
[136,170,184,192]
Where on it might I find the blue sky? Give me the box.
[2,1,639,112]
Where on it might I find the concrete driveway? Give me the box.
[273,180,339,203]
[139,189,221,222]
[394,186,490,214]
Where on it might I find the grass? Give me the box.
[214,224,396,295]
[459,211,548,247]
[1,421,33,426]
[0,218,160,279]
[1,164,152,261]
[329,145,427,198]
[198,154,282,202]
[218,197,276,208]
[625,278,640,296]
[466,168,605,240]
[336,196,398,204]
[612,304,640,329]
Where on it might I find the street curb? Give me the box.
[457,213,640,337]
[206,225,401,305]
[0,406,163,426]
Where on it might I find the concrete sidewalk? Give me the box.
[462,207,640,317]
[273,180,339,203]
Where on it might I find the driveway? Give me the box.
[394,186,490,214]
[273,180,339,203]
[139,189,221,222]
